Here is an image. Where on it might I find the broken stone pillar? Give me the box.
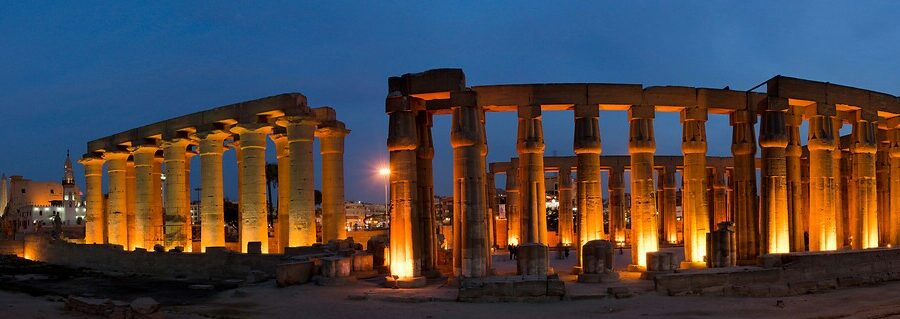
[890,126,900,247]
[104,151,130,249]
[280,115,317,247]
[231,124,272,253]
[850,112,879,249]
[386,94,424,284]
[125,159,136,250]
[759,107,790,254]
[785,109,805,252]
[661,166,678,244]
[628,104,658,268]
[646,251,676,272]
[270,130,290,253]
[731,109,759,264]
[506,158,521,246]
[162,138,192,252]
[807,110,838,251]
[706,221,735,268]
[318,121,350,243]
[451,91,489,278]
[557,166,574,247]
[517,104,547,245]
[197,129,230,252]
[578,240,618,283]
[608,167,626,244]
[132,145,158,250]
[681,106,709,265]
[516,243,549,276]
[414,110,436,272]
[79,155,106,244]
[573,103,603,266]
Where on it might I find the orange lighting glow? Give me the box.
[378,168,390,176]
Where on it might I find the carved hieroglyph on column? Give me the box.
[415,110,436,271]
[759,108,789,254]
[807,111,837,251]
[608,167,626,244]
[318,122,350,243]
[731,109,759,263]
[162,139,192,251]
[132,145,158,250]
[506,158,520,246]
[517,104,547,246]
[386,95,422,280]
[270,131,290,253]
[104,151,130,249]
[452,91,489,278]
[280,116,317,247]
[557,166,574,246]
[231,124,272,253]
[850,113,879,249]
[628,104,658,268]
[681,107,709,264]
[785,109,805,252]
[889,126,900,247]
[573,103,603,270]
[197,130,230,252]
[79,155,106,244]
[661,166,678,244]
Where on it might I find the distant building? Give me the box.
[3,152,85,230]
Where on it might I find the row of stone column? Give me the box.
[80,117,349,254]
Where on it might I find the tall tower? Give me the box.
[62,150,78,223]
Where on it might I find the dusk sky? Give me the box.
[1,1,897,203]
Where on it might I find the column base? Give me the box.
[384,275,426,289]
[679,261,707,269]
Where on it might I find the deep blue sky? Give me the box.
[1,1,897,203]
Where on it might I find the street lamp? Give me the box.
[378,168,390,225]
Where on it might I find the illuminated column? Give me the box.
[280,117,317,247]
[661,166,678,244]
[712,167,728,226]
[452,91,489,278]
[197,130,230,252]
[184,149,196,252]
[834,119,847,248]
[150,153,164,248]
[506,158,520,246]
[785,109,806,252]
[876,141,890,247]
[731,109,759,263]
[807,110,837,251]
[318,122,350,242]
[162,139,191,251]
[609,167,626,244]
[125,159,136,250]
[232,139,243,246]
[628,104,658,268]
[889,125,900,246]
[270,131,290,253]
[104,151,129,249]
[573,103,603,260]
[681,107,709,264]
[759,108,790,254]
[386,95,424,283]
[231,124,271,253]
[850,112,879,249]
[478,109,492,273]
[79,155,106,244]
[558,166,574,246]
[415,111,436,271]
[517,104,547,246]
[132,145,158,250]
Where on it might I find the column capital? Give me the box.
[628,117,655,154]
[160,138,195,149]
[516,105,544,154]
[315,122,350,139]
[851,118,878,154]
[131,144,160,155]
[807,115,835,151]
[230,123,273,135]
[194,130,231,141]
[759,110,789,149]
[102,150,131,161]
[681,118,707,154]
[78,154,105,166]
[731,110,757,156]
[574,104,601,155]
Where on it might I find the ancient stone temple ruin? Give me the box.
[385,68,900,292]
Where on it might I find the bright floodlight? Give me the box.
[378,168,390,176]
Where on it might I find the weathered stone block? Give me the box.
[647,251,676,272]
[321,256,352,278]
[247,241,262,254]
[516,243,548,276]
[276,261,314,287]
[581,240,614,274]
[351,253,373,272]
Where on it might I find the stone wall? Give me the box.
[655,247,900,297]
[23,235,283,280]
[0,240,24,256]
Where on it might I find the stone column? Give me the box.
[79,155,105,244]
[318,122,350,243]
[104,151,130,249]
[280,117,317,247]
[517,104,547,246]
[231,124,271,253]
[184,149,196,252]
[558,166,574,247]
[506,158,520,246]
[661,166,678,244]
[712,167,728,227]
[850,112,879,249]
[759,108,790,254]
[889,125,900,247]
[807,110,838,251]
[681,107,709,264]
[785,109,805,252]
[197,130,230,252]
[132,145,158,250]
[628,104,658,268]
[731,109,759,263]
[451,91,489,278]
[573,103,603,264]
[270,131,290,253]
[414,111,436,272]
[125,159,136,250]
[876,141,891,247]
[162,139,192,251]
[232,139,244,246]
[386,95,424,283]
[608,167,626,244]
[835,119,847,248]
[150,153,164,248]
